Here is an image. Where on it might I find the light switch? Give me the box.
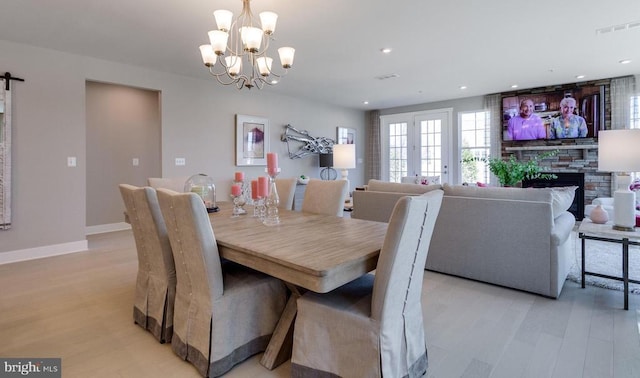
[67,157,77,167]
[132,158,139,166]
[175,158,186,166]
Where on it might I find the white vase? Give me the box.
[590,204,609,224]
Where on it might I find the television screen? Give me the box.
[502,85,604,141]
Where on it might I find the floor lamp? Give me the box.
[598,129,640,231]
[333,144,356,193]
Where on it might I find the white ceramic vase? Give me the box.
[590,204,609,224]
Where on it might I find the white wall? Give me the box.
[0,39,364,257]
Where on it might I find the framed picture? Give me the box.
[336,126,355,145]
[236,114,269,166]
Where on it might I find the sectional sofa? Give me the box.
[352,180,577,298]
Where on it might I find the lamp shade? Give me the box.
[319,153,333,167]
[333,144,356,169]
[598,129,640,172]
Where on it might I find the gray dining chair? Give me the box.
[301,179,348,217]
[156,189,287,377]
[119,184,176,343]
[291,190,444,377]
[275,177,297,210]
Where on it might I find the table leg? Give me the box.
[581,233,586,288]
[623,238,629,311]
[260,283,301,369]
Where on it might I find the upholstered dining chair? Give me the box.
[291,190,444,377]
[301,179,348,217]
[275,177,297,210]
[156,189,287,378]
[147,177,188,192]
[118,184,176,343]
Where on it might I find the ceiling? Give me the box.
[1,0,639,110]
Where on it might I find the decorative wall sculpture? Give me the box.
[281,124,334,159]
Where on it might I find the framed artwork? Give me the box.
[236,114,269,166]
[336,126,355,145]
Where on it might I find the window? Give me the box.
[388,121,409,183]
[460,111,491,185]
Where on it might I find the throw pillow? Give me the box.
[401,175,441,185]
[549,186,577,216]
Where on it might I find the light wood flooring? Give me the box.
[1,230,639,378]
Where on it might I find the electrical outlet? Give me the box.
[67,157,77,167]
[175,158,186,166]
[132,158,139,166]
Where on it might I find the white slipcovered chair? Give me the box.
[301,179,348,217]
[118,184,176,343]
[275,177,297,210]
[156,189,287,377]
[291,190,444,377]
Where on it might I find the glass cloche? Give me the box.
[184,173,219,213]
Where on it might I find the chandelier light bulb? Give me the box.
[225,56,242,76]
[240,26,263,52]
[208,30,229,55]
[259,11,278,34]
[199,45,216,66]
[278,47,295,68]
[213,10,233,32]
[256,57,273,76]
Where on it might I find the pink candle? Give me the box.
[231,183,242,197]
[234,171,245,182]
[267,152,278,174]
[258,176,269,198]
[251,180,258,200]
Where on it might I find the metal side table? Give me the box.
[578,219,640,310]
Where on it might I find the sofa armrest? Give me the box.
[550,211,575,246]
[352,191,416,222]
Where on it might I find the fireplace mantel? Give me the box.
[505,144,598,159]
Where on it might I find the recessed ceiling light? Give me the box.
[576,75,586,79]
[619,59,632,64]
[460,86,467,90]
[363,101,369,105]
[380,48,392,54]
[511,84,518,88]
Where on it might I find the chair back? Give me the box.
[371,190,443,323]
[275,178,297,210]
[157,189,224,303]
[302,179,348,216]
[148,177,188,192]
[119,184,150,274]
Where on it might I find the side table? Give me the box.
[578,219,640,310]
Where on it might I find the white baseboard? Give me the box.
[0,240,89,265]
[86,222,131,235]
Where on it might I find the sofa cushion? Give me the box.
[442,183,577,219]
[367,179,441,195]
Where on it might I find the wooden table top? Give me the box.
[209,202,388,293]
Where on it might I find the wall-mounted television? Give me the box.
[502,85,605,141]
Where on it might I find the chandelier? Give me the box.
[199,0,295,90]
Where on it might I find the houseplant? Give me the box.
[466,150,558,187]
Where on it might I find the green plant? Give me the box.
[463,150,558,187]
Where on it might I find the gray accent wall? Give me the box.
[0,39,364,256]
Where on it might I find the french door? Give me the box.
[381,109,452,183]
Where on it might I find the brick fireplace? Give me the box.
[502,143,612,220]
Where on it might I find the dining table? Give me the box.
[209,202,388,369]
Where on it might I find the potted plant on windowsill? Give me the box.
[465,150,558,187]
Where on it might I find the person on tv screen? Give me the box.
[549,97,588,138]
[507,99,546,140]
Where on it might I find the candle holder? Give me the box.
[253,197,266,220]
[230,193,247,217]
[263,168,281,226]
